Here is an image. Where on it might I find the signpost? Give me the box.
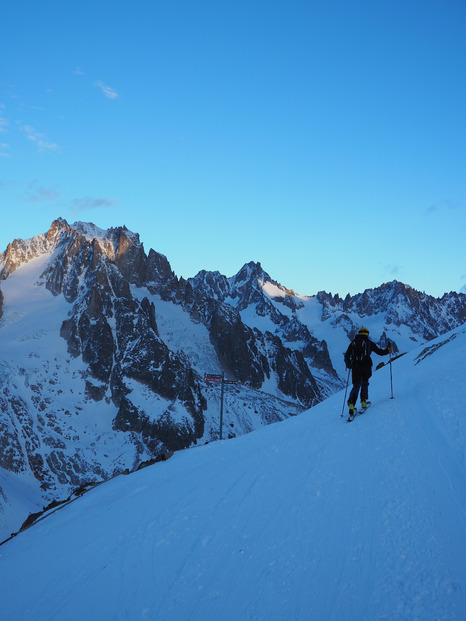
[204,372,238,440]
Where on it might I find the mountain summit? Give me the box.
[1,219,465,538]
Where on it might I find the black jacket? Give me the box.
[344,334,389,373]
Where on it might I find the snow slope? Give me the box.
[0,252,144,540]
[1,325,466,620]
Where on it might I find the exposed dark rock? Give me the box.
[85,380,107,401]
[319,281,466,343]
[107,226,147,286]
[79,314,114,383]
[144,249,179,299]
[140,297,158,335]
[263,332,321,408]
[2,218,466,541]
[0,218,73,281]
[303,338,339,378]
[209,305,268,389]
[0,396,27,472]
[229,261,271,310]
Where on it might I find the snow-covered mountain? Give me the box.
[2,324,466,620]
[190,263,466,380]
[1,218,465,539]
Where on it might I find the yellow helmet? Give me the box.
[358,327,369,336]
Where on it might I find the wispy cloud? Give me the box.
[384,263,403,277]
[425,199,464,216]
[0,82,18,100]
[94,81,119,99]
[71,196,116,213]
[0,116,9,133]
[0,142,11,158]
[74,71,118,100]
[20,124,60,153]
[24,181,60,203]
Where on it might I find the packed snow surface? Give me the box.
[1,326,466,620]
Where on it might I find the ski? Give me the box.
[347,403,371,422]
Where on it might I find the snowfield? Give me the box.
[1,324,466,619]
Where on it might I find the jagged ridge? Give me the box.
[1,218,465,539]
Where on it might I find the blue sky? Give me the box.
[1,0,465,297]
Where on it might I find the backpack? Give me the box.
[345,336,371,368]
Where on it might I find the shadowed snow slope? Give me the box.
[1,325,466,620]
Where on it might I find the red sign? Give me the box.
[204,374,223,383]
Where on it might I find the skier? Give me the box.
[344,327,392,417]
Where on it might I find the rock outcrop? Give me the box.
[1,218,466,540]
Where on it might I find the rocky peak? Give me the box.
[3,218,466,542]
[106,225,141,258]
[143,249,181,301]
[0,218,71,280]
[46,218,75,243]
[233,260,268,283]
[108,227,146,286]
[229,261,273,310]
[189,270,230,302]
[317,280,466,346]
[70,222,147,287]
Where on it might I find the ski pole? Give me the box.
[389,345,394,399]
[341,368,351,417]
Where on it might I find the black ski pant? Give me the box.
[348,366,371,405]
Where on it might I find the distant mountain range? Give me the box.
[1,218,465,538]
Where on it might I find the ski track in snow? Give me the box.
[1,309,466,618]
